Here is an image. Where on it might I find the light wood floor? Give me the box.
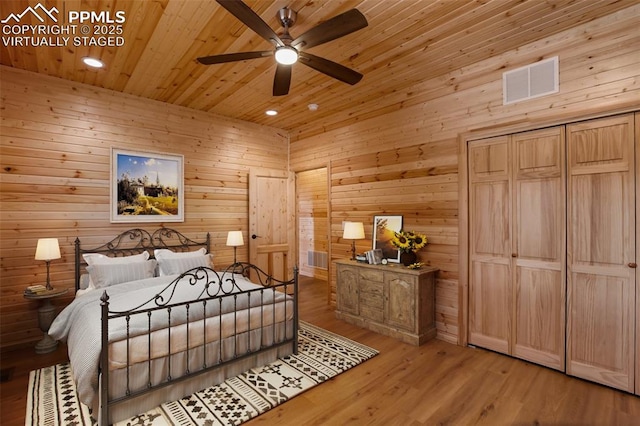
[2,277,639,425]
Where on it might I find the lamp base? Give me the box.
[45,260,53,290]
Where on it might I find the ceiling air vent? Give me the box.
[503,56,558,105]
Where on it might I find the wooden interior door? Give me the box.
[249,168,295,282]
[636,112,639,397]
[566,114,636,392]
[511,127,566,370]
[468,136,512,354]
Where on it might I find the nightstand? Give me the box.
[23,288,68,354]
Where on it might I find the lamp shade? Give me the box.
[343,222,365,240]
[226,231,244,247]
[35,238,61,261]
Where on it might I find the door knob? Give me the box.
[251,234,260,239]
[629,262,638,268]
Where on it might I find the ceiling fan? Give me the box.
[197,0,368,96]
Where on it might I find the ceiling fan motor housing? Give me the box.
[277,7,297,30]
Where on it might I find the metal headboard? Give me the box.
[74,228,210,291]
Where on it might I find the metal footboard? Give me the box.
[98,263,298,425]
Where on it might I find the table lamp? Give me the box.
[343,222,365,260]
[35,238,61,290]
[226,231,244,264]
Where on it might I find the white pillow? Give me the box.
[83,251,150,265]
[154,248,206,260]
[87,260,157,289]
[82,252,151,288]
[79,273,92,290]
[157,254,213,276]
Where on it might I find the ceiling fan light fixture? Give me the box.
[274,46,298,65]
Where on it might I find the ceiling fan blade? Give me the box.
[298,52,363,85]
[197,51,272,65]
[273,64,292,96]
[291,9,367,50]
[216,0,283,47]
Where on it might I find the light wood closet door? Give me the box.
[512,128,566,370]
[567,114,636,392]
[468,136,511,354]
[469,128,566,369]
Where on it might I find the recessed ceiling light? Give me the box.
[265,110,278,116]
[82,57,104,68]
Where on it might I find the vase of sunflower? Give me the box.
[391,230,428,266]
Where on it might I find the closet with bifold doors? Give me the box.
[467,112,638,394]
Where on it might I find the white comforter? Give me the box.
[49,270,284,409]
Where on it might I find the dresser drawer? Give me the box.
[360,304,383,322]
[359,281,383,321]
[360,282,383,308]
[359,269,383,283]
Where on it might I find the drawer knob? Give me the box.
[629,262,638,268]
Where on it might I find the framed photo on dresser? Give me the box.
[372,215,402,263]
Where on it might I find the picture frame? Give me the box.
[373,215,403,263]
[110,148,184,223]
[365,249,384,265]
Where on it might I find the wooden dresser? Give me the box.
[334,259,438,345]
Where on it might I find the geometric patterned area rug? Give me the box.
[26,321,378,426]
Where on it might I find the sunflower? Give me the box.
[391,231,411,251]
[390,230,428,253]
[412,233,427,250]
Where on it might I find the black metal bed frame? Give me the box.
[74,228,298,425]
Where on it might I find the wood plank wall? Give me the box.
[0,67,288,352]
[289,7,640,345]
[296,168,329,281]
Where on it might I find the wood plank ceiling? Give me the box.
[1,0,635,141]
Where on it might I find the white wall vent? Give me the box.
[503,56,558,105]
[307,250,328,270]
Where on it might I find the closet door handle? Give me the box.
[628,262,638,268]
[511,253,518,258]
